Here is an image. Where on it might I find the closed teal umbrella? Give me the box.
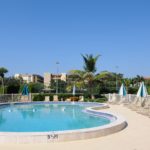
[22,85,29,96]
[119,83,127,96]
[137,82,147,97]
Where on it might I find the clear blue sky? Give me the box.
[0,0,150,77]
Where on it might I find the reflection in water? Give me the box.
[8,109,12,112]
[0,112,6,126]
[19,104,52,119]
[61,107,65,112]
[20,109,35,119]
[72,108,75,119]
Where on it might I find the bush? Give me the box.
[32,93,108,102]
[69,96,79,101]
[84,96,107,103]
[32,94,45,101]
[93,98,107,103]
[57,94,73,101]
[147,86,150,95]
[0,87,3,94]
[128,87,138,94]
[4,77,20,94]
[83,93,91,99]
[32,93,82,101]
[28,83,44,93]
[99,86,117,94]
[0,86,7,94]
[7,85,20,94]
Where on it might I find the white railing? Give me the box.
[106,93,150,103]
[0,94,22,103]
[1,93,150,104]
[147,95,150,99]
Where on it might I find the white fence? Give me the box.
[0,94,22,103]
[0,93,82,103]
[105,93,150,103]
[1,93,150,104]
[0,94,37,103]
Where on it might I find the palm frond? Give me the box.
[81,54,100,73]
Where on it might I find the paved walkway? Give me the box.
[0,104,150,150]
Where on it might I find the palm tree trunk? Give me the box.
[1,77,4,94]
[89,81,95,99]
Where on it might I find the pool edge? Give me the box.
[0,102,127,143]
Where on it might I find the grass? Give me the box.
[84,97,107,103]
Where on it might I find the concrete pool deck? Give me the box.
[0,104,150,150]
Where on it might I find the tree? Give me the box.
[68,70,83,82]
[131,75,145,86]
[0,67,8,94]
[94,71,124,93]
[81,54,100,98]
[0,67,8,78]
[50,80,67,93]
[83,72,95,98]
[81,54,100,73]
[28,83,44,93]
[5,77,20,94]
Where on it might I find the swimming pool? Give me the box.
[0,102,127,143]
[0,102,110,132]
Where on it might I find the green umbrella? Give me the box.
[22,85,29,96]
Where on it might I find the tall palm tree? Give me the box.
[0,67,8,94]
[81,54,100,99]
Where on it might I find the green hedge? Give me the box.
[127,87,138,94]
[32,93,108,102]
[147,86,150,95]
[32,93,82,101]
[0,87,3,94]
[84,96,107,103]
[32,94,45,101]
[0,86,7,94]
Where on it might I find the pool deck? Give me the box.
[0,104,150,150]
[0,102,126,143]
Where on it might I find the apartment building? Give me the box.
[14,74,44,83]
[44,73,67,87]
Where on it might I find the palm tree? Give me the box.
[81,54,100,99]
[83,72,95,98]
[0,67,8,94]
[132,75,144,86]
[81,54,100,73]
[67,70,85,92]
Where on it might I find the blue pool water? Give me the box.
[0,102,111,132]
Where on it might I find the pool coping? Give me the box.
[0,102,127,143]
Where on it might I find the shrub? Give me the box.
[31,93,108,103]
[32,94,45,101]
[69,96,79,101]
[84,96,107,103]
[57,94,73,101]
[128,87,138,94]
[147,86,150,95]
[7,85,20,94]
[32,93,82,101]
[28,83,44,93]
[93,98,107,103]
[0,87,6,94]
